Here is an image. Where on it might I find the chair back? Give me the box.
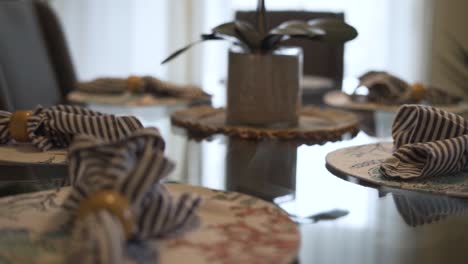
[34,0,77,97]
[0,0,76,111]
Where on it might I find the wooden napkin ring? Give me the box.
[77,191,134,239]
[9,110,33,142]
[410,83,427,102]
[126,76,144,93]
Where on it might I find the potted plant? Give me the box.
[163,0,357,128]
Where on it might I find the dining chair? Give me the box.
[235,11,346,104]
[0,0,73,182]
[0,0,76,111]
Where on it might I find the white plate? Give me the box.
[0,183,300,264]
[68,91,209,108]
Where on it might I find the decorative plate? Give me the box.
[0,183,300,264]
[67,91,210,108]
[0,145,67,165]
[324,91,468,113]
[171,105,359,145]
[326,142,468,198]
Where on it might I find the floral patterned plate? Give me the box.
[326,142,468,198]
[0,145,67,165]
[0,183,300,264]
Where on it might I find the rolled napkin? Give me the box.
[352,71,462,105]
[0,105,142,151]
[78,76,209,99]
[381,105,468,179]
[63,128,201,263]
[352,71,412,104]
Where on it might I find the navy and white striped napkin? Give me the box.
[380,105,468,179]
[352,71,412,104]
[0,105,142,151]
[352,71,462,105]
[78,76,208,99]
[63,128,201,263]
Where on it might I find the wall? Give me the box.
[430,0,468,98]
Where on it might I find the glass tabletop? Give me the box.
[163,110,468,264]
[1,109,467,264]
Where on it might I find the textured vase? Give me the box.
[226,47,303,128]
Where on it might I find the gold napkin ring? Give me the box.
[77,191,134,239]
[410,83,427,102]
[126,76,144,93]
[9,110,33,142]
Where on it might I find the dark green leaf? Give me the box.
[161,34,222,64]
[161,41,201,64]
[264,20,325,48]
[275,20,314,30]
[261,34,283,50]
[256,0,267,36]
[212,22,241,39]
[211,22,252,50]
[307,18,358,42]
[234,21,262,51]
[201,33,223,41]
[269,20,325,38]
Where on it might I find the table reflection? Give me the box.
[167,109,468,264]
[0,165,66,198]
[1,106,468,264]
[382,187,468,227]
[226,138,296,202]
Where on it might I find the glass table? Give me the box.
[164,109,468,264]
[1,109,467,264]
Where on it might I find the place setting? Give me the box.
[326,104,468,198]
[324,71,468,114]
[0,105,142,166]
[0,102,300,264]
[68,76,211,109]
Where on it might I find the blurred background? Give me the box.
[49,0,464,106]
[44,0,467,187]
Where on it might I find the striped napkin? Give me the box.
[78,76,208,99]
[64,128,201,263]
[353,71,412,104]
[352,71,462,105]
[0,105,142,151]
[380,105,468,179]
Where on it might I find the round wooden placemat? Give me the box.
[171,105,360,145]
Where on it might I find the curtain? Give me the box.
[49,0,210,181]
[50,0,436,182]
[50,0,192,83]
[430,0,468,98]
[51,0,434,89]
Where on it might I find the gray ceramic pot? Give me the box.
[226,47,303,128]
